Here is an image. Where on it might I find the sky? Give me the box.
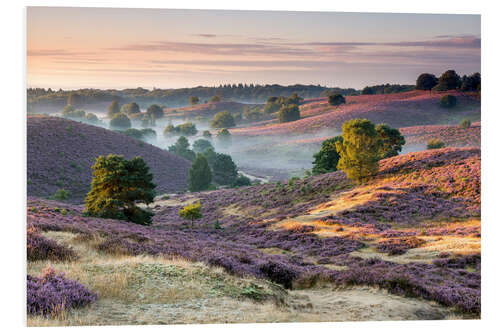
[27,7,481,90]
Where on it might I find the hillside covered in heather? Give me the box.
[27,115,191,202]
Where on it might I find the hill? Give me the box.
[231,91,480,137]
[27,148,480,324]
[27,115,191,202]
[164,101,260,119]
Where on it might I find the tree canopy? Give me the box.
[168,136,196,161]
[210,111,236,129]
[192,139,214,153]
[212,153,238,185]
[109,113,131,129]
[328,94,346,106]
[121,102,141,115]
[189,96,200,105]
[188,154,212,192]
[278,104,300,123]
[106,101,121,118]
[416,73,438,91]
[146,104,164,119]
[85,155,156,225]
[312,136,343,175]
[375,124,406,158]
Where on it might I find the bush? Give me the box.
[109,113,131,129]
[427,139,446,149]
[328,93,346,106]
[376,123,406,158]
[232,175,251,187]
[106,101,120,118]
[85,113,99,124]
[258,261,297,289]
[209,95,221,103]
[193,139,214,153]
[178,201,202,227]
[121,102,141,115]
[278,104,300,123]
[85,155,156,225]
[440,94,457,108]
[168,136,196,161]
[146,104,164,119]
[52,188,69,201]
[211,111,236,129]
[189,96,200,105]
[164,122,198,137]
[202,130,212,139]
[460,119,471,129]
[27,228,77,262]
[27,267,97,316]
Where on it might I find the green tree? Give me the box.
[213,153,238,185]
[361,86,375,95]
[202,130,212,139]
[436,70,461,91]
[168,136,196,161]
[461,73,481,92]
[416,73,438,92]
[121,102,141,115]
[107,101,121,118]
[141,113,155,127]
[193,139,214,153]
[336,119,382,183]
[216,128,232,148]
[85,155,156,225]
[189,96,200,105]
[232,174,251,187]
[375,124,406,158]
[288,93,304,105]
[109,113,131,129]
[188,154,212,192]
[67,92,83,108]
[146,104,164,119]
[177,122,198,136]
[62,104,75,116]
[328,94,346,106]
[85,113,99,124]
[312,136,343,175]
[178,201,202,227]
[209,95,221,103]
[460,119,471,129]
[202,147,217,168]
[211,111,236,129]
[278,104,300,123]
[440,95,457,108]
[263,99,281,114]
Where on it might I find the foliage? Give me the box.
[336,119,382,183]
[193,139,214,153]
[216,128,232,148]
[278,104,300,123]
[168,136,196,161]
[328,93,346,106]
[435,70,461,91]
[178,201,202,227]
[209,95,221,103]
[427,139,446,149]
[84,154,156,225]
[189,96,200,105]
[146,104,164,119]
[376,123,406,158]
[27,228,77,262]
[117,128,157,141]
[361,84,414,95]
[188,154,212,191]
[243,106,264,122]
[460,119,471,129]
[106,101,121,118]
[52,188,70,201]
[109,113,131,129]
[67,92,83,108]
[202,147,217,167]
[164,122,198,137]
[416,73,438,91]
[440,94,457,108]
[85,113,99,124]
[461,73,481,92]
[27,267,97,316]
[210,110,236,129]
[232,174,252,187]
[213,153,238,185]
[121,102,141,115]
[141,113,155,127]
[202,130,212,139]
[312,136,343,175]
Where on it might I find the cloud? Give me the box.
[192,33,217,38]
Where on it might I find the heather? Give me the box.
[27,227,77,261]
[27,267,97,316]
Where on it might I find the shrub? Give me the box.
[27,267,97,316]
[27,228,77,262]
[440,95,457,108]
[232,175,252,187]
[336,118,382,183]
[427,139,446,149]
[85,155,156,225]
[189,96,200,105]
[312,136,343,175]
[209,95,221,103]
[109,113,131,129]
[193,139,214,153]
[278,104,300,123]
[164,122,198,137]
[168,136,196,161]
[146,104,163,119]
[52,188,69,201]
[258,261,297,289]
[328,93,346,106]
[106,101,121,118]
[85,113,99,124]
[178,201,202,227]
[121,102,141,115]
[141,113,155,127]
[211,111,236,129]
[202,130,212,139]
[460,119,471,129]
[188,154,212,192]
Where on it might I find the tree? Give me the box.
[189,96,200,105]
[85,113,99,124]
[62,104,75,116]
[141,113,155,127]
[232,175,251,187]
[216,128,232,148]
[427,139,446,149]
[288,93,304,105]
[278,104,300,123]
[328,94,346,106]
[168,136,196,161]
[209,95,221,103]
[416,73,438,92]
[107,101,121,118]
[146,104,164,119]
[436,70,461,91]
[202,147,217,168]
[193,139,214,153]
[109,113,131,129]
[85,155,156,225]
[202,130,212,139]
[211,111,236,129]
[361,86,375,95]
[67,92,83,108]
[213,153,238,185]
[461,73,481,92]
[336,119,382,183]
[440,94,457,108]
[460,119,471,129]
[188,154,212,192]
[312,136,343,175]
[164,122,198,136]
[263,99,281,114]
[121,102,141,115]
[178,201,202,227]
[375,124,406,158]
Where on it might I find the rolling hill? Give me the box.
[27,115,191,202]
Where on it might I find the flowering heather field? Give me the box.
[27,148,481,316]
[231,91,480,136]
[27,115,191,202]
[400,122,480,148]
